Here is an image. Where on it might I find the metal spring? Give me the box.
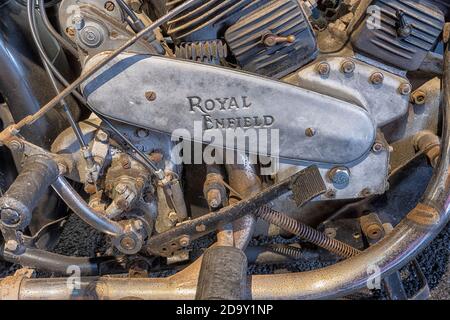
[256,206,361,259]
[266,244,303,260]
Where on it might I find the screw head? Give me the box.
[305,127,316,137]
[370,72,384,85]
[317,62,330,76]
[145,91,157,101]
[104,1,115,11]
[341,60,355,74]
[120,236,136,251]
[328,167,350,189]
[96,130,108,142]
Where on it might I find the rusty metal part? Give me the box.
[256,206,361,258]
[359,213,385,241]
[411,90,427,105]
[146,167,303,256]
[414,131,441,168]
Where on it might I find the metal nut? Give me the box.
[398,83,412,96]
[120,236,136,251]
[370,72,384,85]
[328,167,350,189]
[372,141,384,153]
[317,62,330,76]
[341,60,355,74]
[179,236,190,247]
[411,90,426,105]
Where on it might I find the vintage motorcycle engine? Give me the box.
[50,0,447,246]
[0,0,449,300]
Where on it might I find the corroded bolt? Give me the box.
[5,240,19,252]
[96,130,108,142]
[66,27,76,37]
[196,224,206,232]
[366,223,383,240]
[411,90,426,105]
[120,236,136,251]
[104,1,115,11]
[317,62,330,76]
[207,189,222,209]
[370,72,384,85]
[305,127,316,137]
[398,83,412,96]
[341,60,355,74]
[179,236,190,247]
[168,211,178,224]
[145,91,157,101]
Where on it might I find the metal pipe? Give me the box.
[225,153,262,250]
[51,177,124,237]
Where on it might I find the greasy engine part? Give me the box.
[351,0,445,71]
[81,52,376,164]
[224,0,318,78]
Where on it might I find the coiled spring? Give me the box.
[256,206,361,259]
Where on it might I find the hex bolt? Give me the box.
[1,209,21,226]
[370,72,384,85]
[179,236,190,247]
[411,90,426,105]
[207,189,222,209]
[196,224,206,232]
[341,60,355,74]
[79,26,104,48]
[372,141,384,153]
[398,83,412,96]
[5,240,19,252]
[317,62,330,76]
[96,130,108,142]
[305,127,316,137]
[104,1,115,11]
[328,167,350,188]
[135,128,149,138]
[120,236,136,251]
[168,211,179,224]
[145,91,157,101]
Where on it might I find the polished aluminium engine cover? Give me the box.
[81,52,376,165]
